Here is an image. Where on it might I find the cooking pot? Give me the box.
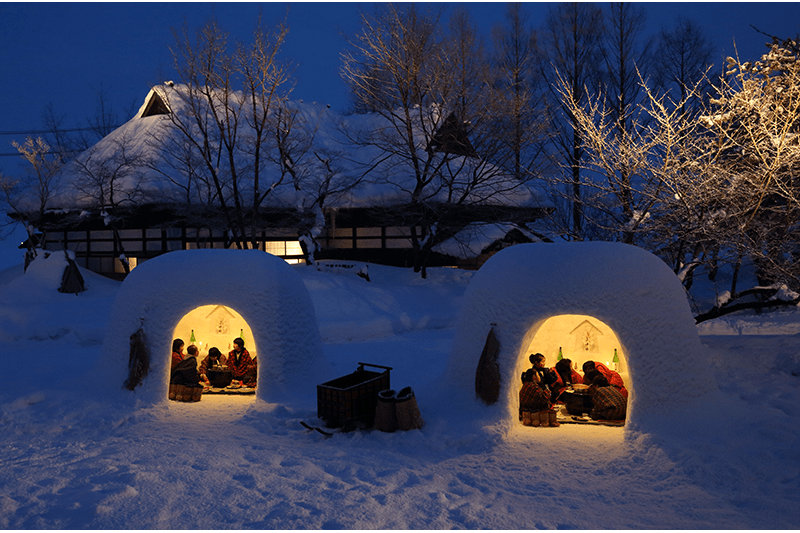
[561,389,593,416]
[207,368,233,388]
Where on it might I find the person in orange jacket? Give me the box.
[583,360,628,399]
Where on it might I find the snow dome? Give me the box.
[445,242,715,431]
[98,249,328,404]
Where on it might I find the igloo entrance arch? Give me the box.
[99,249,329,406]
[172,304,257,394]
[444,242,716,432]
[173,305,256,362]
[516,314,628,389]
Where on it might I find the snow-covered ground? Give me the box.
[1,231,799,529]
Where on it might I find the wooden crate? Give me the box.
[317,362,392,429]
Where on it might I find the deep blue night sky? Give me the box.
[1,2,799,176]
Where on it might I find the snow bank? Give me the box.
[97,249,329,405]
[444,242,717,434]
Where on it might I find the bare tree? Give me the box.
[40,87,134,164]
[0,137,63,262]
[536,2,605,240]
[654,17,715,119]
[341,3,452,277]
[41,104,84,163]
[11,137,62,219]
[557,31,800,321]
[71,133,147,208]
[700,36,800,295]
[159,15,295,250]
[594,2,655,243]
[490,3,549,182]
[342,4,536,277]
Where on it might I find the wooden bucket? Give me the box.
[395,387,424,431]
[190,386,203,402]
[373,389,397,432]
[174,384,187,402]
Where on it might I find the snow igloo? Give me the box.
[445,242,715,431]
[99,249,328,404]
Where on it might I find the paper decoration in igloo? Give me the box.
[445,242,715,429]
[99,249,328,404]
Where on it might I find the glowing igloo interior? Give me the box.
[173,305,256,364]
[515,314,628,387]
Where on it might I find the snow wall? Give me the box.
[98,249,329,404]
[444,242,716,432]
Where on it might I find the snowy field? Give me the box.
[1,227,799,529]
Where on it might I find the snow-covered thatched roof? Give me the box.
[433,223,543,260]
[49,83,549,215]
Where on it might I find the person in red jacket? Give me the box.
[171,338,185,370]
[227,337,255,388]
[583,360,628,399]
[551,358,583,402]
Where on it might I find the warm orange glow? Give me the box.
[172,305,256,360]
[519,314,628,383]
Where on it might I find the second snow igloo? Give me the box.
[445,242,715,430]
[99,249,328,405]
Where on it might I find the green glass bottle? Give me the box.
[557,347,563,361]
[612,349,619,370]
[190,329,196,343]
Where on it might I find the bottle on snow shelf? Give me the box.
[557,346,563,361]
[612,349,619,371]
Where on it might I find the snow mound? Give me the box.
[17,250,69,292]
[97,249,328,405]
[444,242,718,434]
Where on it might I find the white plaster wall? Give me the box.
[444,242,715,430]
[97,249,329,405]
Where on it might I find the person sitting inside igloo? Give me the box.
[519,353,560,428]
[171,345,202,387]
[171,338,186,370]
[583,360,628,399]
[587,375,627,421]
[198,347,227,387]
[528,353,558,393]
[227,337,257,389]
[551,358,583,402]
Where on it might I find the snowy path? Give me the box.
[1,395,779,530]
[2,330,799,529]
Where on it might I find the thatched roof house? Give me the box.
[18,83,551,278]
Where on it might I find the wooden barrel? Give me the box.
[373,389,397,432]
[395,387,424,430]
